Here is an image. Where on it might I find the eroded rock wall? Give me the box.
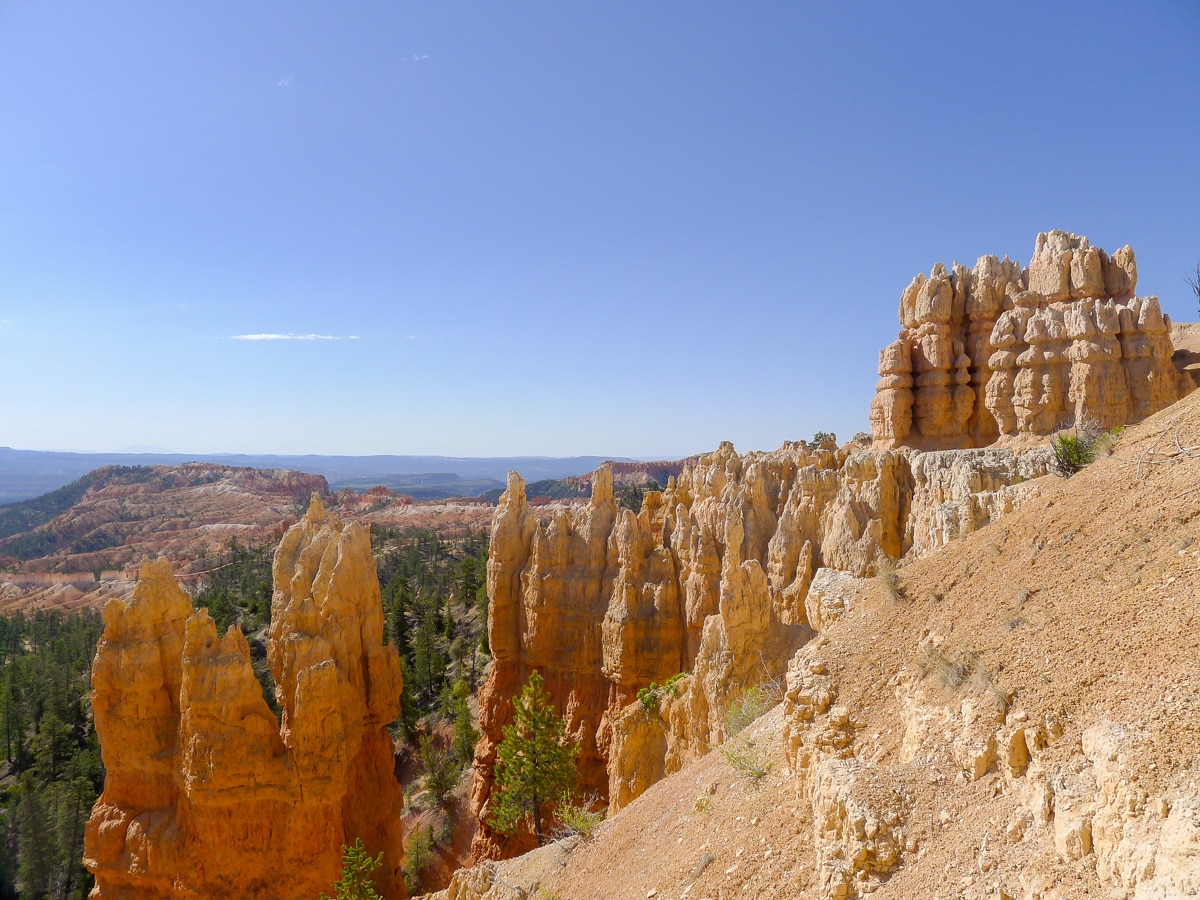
[473,232,1185,864]
[84,497,405,899]
[782,641,1200,899]
[471,437,1048,857]
[871,231,1184,448]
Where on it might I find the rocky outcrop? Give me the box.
[781,641,923,899]
[84,497,405,899]
[993,721,1200,898]
[471,438,1050,857]
[871,231,1184,449]
[472,233,1189,868]
[783,639,1200,899]
[904,447,1053,556]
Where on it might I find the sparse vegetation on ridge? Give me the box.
[918,645,974,690]
[719,738,771,780]
[636,671,688,713]
[614,480,660,513]
[877,558,906,602]
[553,793,606,841]
[724,679,782,737]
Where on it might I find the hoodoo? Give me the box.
[469,232,1193,862]
[870,231,1182,449]
[84,497,405,899]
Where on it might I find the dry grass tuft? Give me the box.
[877,559,907,602]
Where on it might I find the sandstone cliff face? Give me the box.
[870,231,1184,448]
[471,438,1049,856]
[84,497,405,899]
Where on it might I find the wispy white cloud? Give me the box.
[277,76,294,88]
[404,54,429,63]
[227,333,358,341]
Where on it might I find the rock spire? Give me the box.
[84,497,406,899]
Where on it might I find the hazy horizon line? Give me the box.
[0,445,701,463]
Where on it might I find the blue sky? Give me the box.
[1,2,1197,457]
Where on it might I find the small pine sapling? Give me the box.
[320,838,382,900]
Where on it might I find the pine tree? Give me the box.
[383,576,410,655]
[16,775,54,898]
[488,671,578,844]
[455,557,477,606]
[443,595,455,642]
[417,734,459,809]
[0,670,17,764]
[410,611,446,704]
[319,838,382,900]
[450,678,478,765]
[50,775,95,900]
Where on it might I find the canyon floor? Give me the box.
[443,387,1200,899]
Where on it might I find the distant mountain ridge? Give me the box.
[0,448,635,504]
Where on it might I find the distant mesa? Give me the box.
[0,450,632,505]
[0,462,497,614]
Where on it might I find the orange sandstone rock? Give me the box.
[473,233,1166,859]
[871,231,1186,449]
[471,444,1005,855]
[472,448,1056,855]
[84,497,405,899]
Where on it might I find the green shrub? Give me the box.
[724,680,781,737]
[1052,434,1094,475]
[663,672,687,694]
[719,739,770,780]
[636,684,658,712]
[554,793,606,840]
[1052,422,1120,476]
[402,824,434,896]
[636,672,688,713]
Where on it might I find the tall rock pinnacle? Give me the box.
[84,497,406,899]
